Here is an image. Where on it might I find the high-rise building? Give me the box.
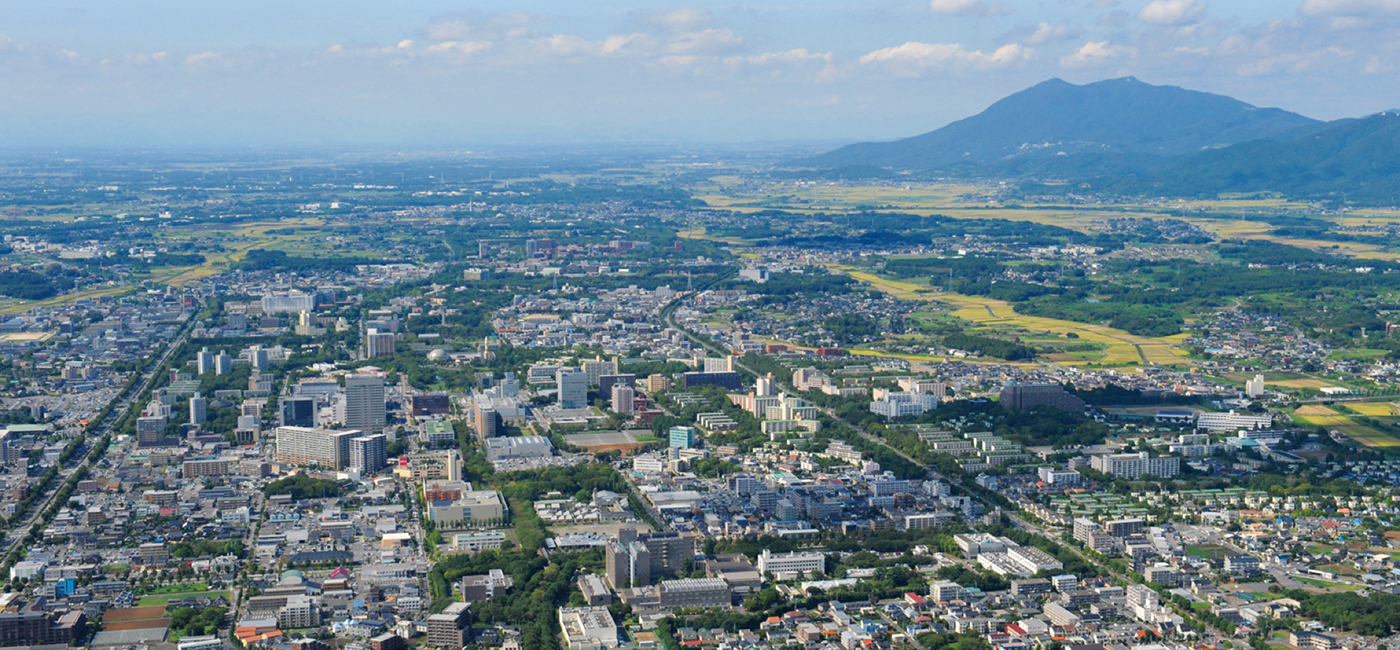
[136,416,170,448]
[343,374,386,431]
[189,393,207,425]
[756,374,776,397]
[262,292,317,314]
[366,328,396,359]
[426,602,472,650]
[605,529,694,588]
[702,356,735,373]
[411,393,451,417]
[0,597,85,646]
[275,426,358,470]
[249,347,270,371]
[682,371,741,390]
[581,357,616,387]
[998,382,1086,413]
[473,402,499,440]
[350,434,388,474]
[1245,374,1266,398]
[1090,452,1180,479]
[279,396,318,428]
[669,426,697,449]
[556,368,588,409]
[214,351,233,375]
[598,373,635,397]
[610,384,636,415]
[646,374,671,393]
[607,537,655,588]
[196,347,214,375]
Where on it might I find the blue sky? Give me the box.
[2,0,1399,148]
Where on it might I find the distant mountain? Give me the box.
[796,77,1320,176]
[1088,112,1400,203]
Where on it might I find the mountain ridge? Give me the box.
[796,77,1321,176]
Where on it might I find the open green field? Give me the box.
[1294,576,1362,590]
[137,588,226,607]
[1185,544,1231,559]
[822,263,1191,368]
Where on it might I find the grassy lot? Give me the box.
[139,583,210,595]
[1294,576,1362,590]
[137,589,227,607]
[1185,545,1230,559]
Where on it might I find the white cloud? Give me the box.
[1137,0,1207,25]
[1060,40,1136,66]
[1023,22,1084,45]
[1301,0,1400,16]
[667,28,742,55]
[1365,54,1394,72]
[600,34,650,55]
[859,41,1029,73]
[728,49,832,66]
[928,0,1013,17]
[638,8,714,32]
[424,13,540,41]
[533,34,598,57]
[184,51,222,68]
[423,41,493,56]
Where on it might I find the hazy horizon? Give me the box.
[4,0,1400,148]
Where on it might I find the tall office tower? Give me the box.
[214,350,233,375]
[610,384,636,415]
[756,374,776,397]
[279,396,318,428]
[365,328,396,359]
[343,374,386,431]
[556,368,588,410]
[474,402,499,440]
[136,416,169,448]
[349,434,388,473]
[196,347,214,375]
[478,241,489,258]
[189,393,207,425]
[274,426,357,470]
[525,239,539,257]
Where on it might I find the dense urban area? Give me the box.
[4,153,1400,650]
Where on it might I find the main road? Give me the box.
[1,310,197,562]
[661,291,1231,646]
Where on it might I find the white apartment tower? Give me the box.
[611,384,636,415]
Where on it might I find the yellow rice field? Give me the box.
[1345,403,1400,416]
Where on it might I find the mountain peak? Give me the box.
[796,77,1319,175]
